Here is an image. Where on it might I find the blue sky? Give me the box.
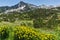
[0,0,60,6]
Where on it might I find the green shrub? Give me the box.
[0,25,9,40]
[13,26,56,40]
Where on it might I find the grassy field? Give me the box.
[0,21,59,40]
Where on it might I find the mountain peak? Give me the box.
[0,1,38,13]
[20,1,25,3]
[17,1,27,8]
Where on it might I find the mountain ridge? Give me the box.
[0,1,38,13]
[0,1,60,13]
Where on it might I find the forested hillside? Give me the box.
[0,8,59,28]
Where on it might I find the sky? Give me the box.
[0,0,60,6]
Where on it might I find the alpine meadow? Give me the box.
[0,0,60,40]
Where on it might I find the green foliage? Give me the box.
[0,8,58,28]
[13,26,56,40]
[0,25,9,40]
[0,25,56,40]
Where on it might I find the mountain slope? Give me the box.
[0,1,38,13]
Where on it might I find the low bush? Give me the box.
[0,25,9,40]
[13,26,56,40]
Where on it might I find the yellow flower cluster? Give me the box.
[13,26,40,40]
[40,34,56,40]
[13,26,56,40]
[0,25,56,40]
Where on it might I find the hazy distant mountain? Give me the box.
[0,6,10,13]
[0,1,59,13]
[0,1,38,13]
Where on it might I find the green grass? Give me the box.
[0,21,59,40]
